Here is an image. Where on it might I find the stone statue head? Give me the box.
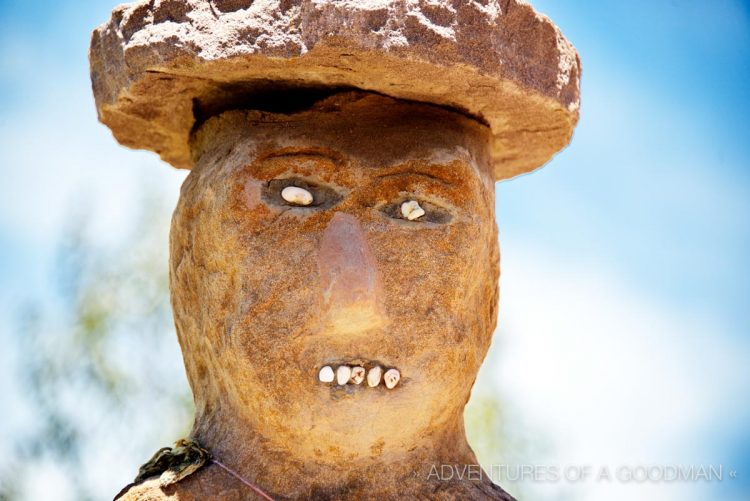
[90,0,579,497]
[170,93,499,461]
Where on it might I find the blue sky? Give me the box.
[0,1,748,500]
[530,0,750,323]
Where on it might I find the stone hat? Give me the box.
[90,0,580,181]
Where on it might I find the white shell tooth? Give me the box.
[400,200,425,221]
[336,366,352,385]
[281,186,313,206]
[384,368,400,389]
[367,366,383,387]
[350,366,365,384]
[318,366,334,383]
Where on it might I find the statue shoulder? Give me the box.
[114,463,246,501]
[114,476,174,500]
[114,440,234,501]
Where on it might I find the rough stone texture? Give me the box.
[90,0,580,180]
[116,93,515,499]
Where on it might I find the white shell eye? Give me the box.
[281,186,313,206]
[400,200,425,220]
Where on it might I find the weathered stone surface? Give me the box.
[90,0,580,180]
[116,93,515,499]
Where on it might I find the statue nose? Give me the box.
[317,212,386,335]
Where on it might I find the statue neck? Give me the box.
[191,409,481,498]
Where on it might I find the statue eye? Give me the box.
[380,198,453,224]
[262,178,343,210]
[281,186,313,206]
[400,200,425,220]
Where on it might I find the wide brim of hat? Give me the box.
[90,0,580,181]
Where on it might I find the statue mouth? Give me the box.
[318,362,401,389]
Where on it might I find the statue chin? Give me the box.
[246,369,467,461]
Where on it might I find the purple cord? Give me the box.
[211,458,276,501]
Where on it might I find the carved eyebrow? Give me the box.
[262,149,343,165]
[374,170,453,186]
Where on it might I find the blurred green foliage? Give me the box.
[466,391,537,500]
[1,192,193,500]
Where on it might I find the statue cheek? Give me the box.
[243,177,263,209]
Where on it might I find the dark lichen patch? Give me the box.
[212,0,254,13]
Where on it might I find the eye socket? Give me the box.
[262,178,343,210]
[380,198,453,224]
